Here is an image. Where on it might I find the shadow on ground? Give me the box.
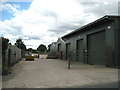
[68,81,118,88]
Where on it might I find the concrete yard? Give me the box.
[2,58,118,88]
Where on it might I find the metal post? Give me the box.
[68,54,70,69]
[68,59,70,69]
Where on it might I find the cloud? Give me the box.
[0,0,119,49]
[79,2,118,17]
[1,3,22,16]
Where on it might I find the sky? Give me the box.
[0,0,119,49]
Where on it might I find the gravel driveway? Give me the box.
[2,58,118,88]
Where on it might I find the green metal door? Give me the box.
[76,39,84,63]
[87,31,105,65]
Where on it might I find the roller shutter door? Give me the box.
[87,31,105,65]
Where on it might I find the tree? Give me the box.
[27,48,38,53]
[2,37,9,60]
[27,48,33,52]
[9,43,12,45]
[37,44,47,52]
[15,39,26,51]
[32,49,38,53]
[2,37,9,75]
[2,37,9,52]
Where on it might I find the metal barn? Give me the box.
[62,15,119,67]
[56,38,66,60]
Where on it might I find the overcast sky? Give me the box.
[0,0,119,49]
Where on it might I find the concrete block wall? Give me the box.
[10,45,21,65]
[5,45,21,66]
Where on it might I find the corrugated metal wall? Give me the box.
[56,38,66,60]
[49,44,56,53]
[49,16,119,67]
[63,21,116,67]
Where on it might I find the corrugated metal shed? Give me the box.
[49,15,120,67]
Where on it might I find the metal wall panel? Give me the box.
[114,18,120,67]
[58,44,61,52]
[56,38,66,60]
[76,39,84,63]
[66,43,71,60]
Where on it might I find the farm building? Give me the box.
[48,38,66,59]
[49,15,119,67]
[48,42,57,54]
[56,38,66,59]
[5,44,21,67]
[47,42,57,59]
[62,15,119,67]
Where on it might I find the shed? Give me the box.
[56,37,66,60]
[5,44,21,67]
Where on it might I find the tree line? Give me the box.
[2,37,48,53]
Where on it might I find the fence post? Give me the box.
[68,53,71,69]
